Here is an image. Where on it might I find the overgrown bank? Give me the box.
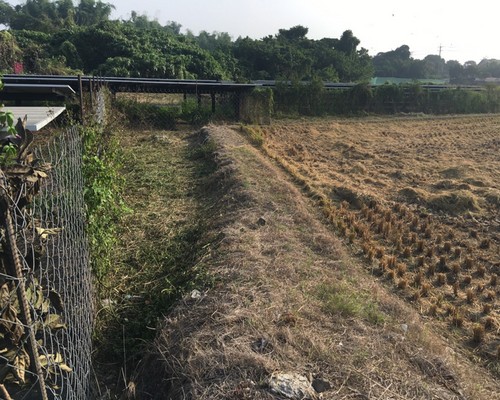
[92,126,222,396]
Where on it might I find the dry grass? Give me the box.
[94,127,220,395]
[128,123,500,399]
[259,115,499,367]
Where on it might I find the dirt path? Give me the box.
[133,124,500,399]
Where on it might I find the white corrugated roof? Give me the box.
[1,106,66,131]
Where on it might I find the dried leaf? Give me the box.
[38,354,49,368]
[33,169,48,179]
[5,165,31,175]
[12,349,29,384]
[35,227,63,240]
[48,289,64,312]
[0,284,10,309]
[0,306,23,344]
[25,175,39,184]
[44,314,67,330]
[58,363,72,373]
[39,353,71,374]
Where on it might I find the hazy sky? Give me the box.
[6,0,500,63]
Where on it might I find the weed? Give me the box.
[413,271,423,287]
[485,291,496,302]
[375,247,385,259]
[403,247,412,259]
[484,317,495,330]
[479,239,491,249]
[438,256,448,272]
[417,256,425,267]
[385,255,395,269]
[476,264,486,277]
[451,308,464,328]
[483,303,492,314]
[426,247,434,258]
[428,303,438,316]
[317,283,385,324]
[397,278,408,289]
[472,324,485,344]
[240,125,265,147]
[421,282,431,297]
[466,289,475,304]
[386,269,396,281]
[463,257,473,270]
[427,263,436,276]
[396,263,407,277]
[82,124,129,278]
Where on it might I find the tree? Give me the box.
[164,21,181,35]
[447,60,464,83]
[335,30,360,55]
[0,0,14,26]
[129,11,162,30]
[477,59,500,78]
[463,61,478,82]
[422,54,446,79]
[0,31,21,72]
[75,0,114,26]
[373,45,414,77]
[277,25,308,41]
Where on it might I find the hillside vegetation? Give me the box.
[2,0,500,83]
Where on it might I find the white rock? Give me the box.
[269,372,319,399]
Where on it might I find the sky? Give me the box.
[5,0,500,63]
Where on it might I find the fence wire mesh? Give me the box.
[0,125,92,400]
[33,126,93,399]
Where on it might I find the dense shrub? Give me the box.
[272,83,500,116]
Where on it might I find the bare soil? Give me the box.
[130,116,500,399]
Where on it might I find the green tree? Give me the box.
[422,54,446,79]
[477,59,500,78]
[447,60,464,83]
[277,25,308,41]
[463,61,478,82]
[0,0,14,25]
[129,11,162,30]
[373,45,412,77]
[0,30,21,72]
[75,0,114,26]
[334,30,360,55]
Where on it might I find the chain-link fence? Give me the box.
[0,115,94,399]
[33,126,93,399]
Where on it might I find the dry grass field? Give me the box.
[260,114,499,362]
[127,116,499,399]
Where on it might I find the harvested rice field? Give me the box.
[259,114,499,362]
